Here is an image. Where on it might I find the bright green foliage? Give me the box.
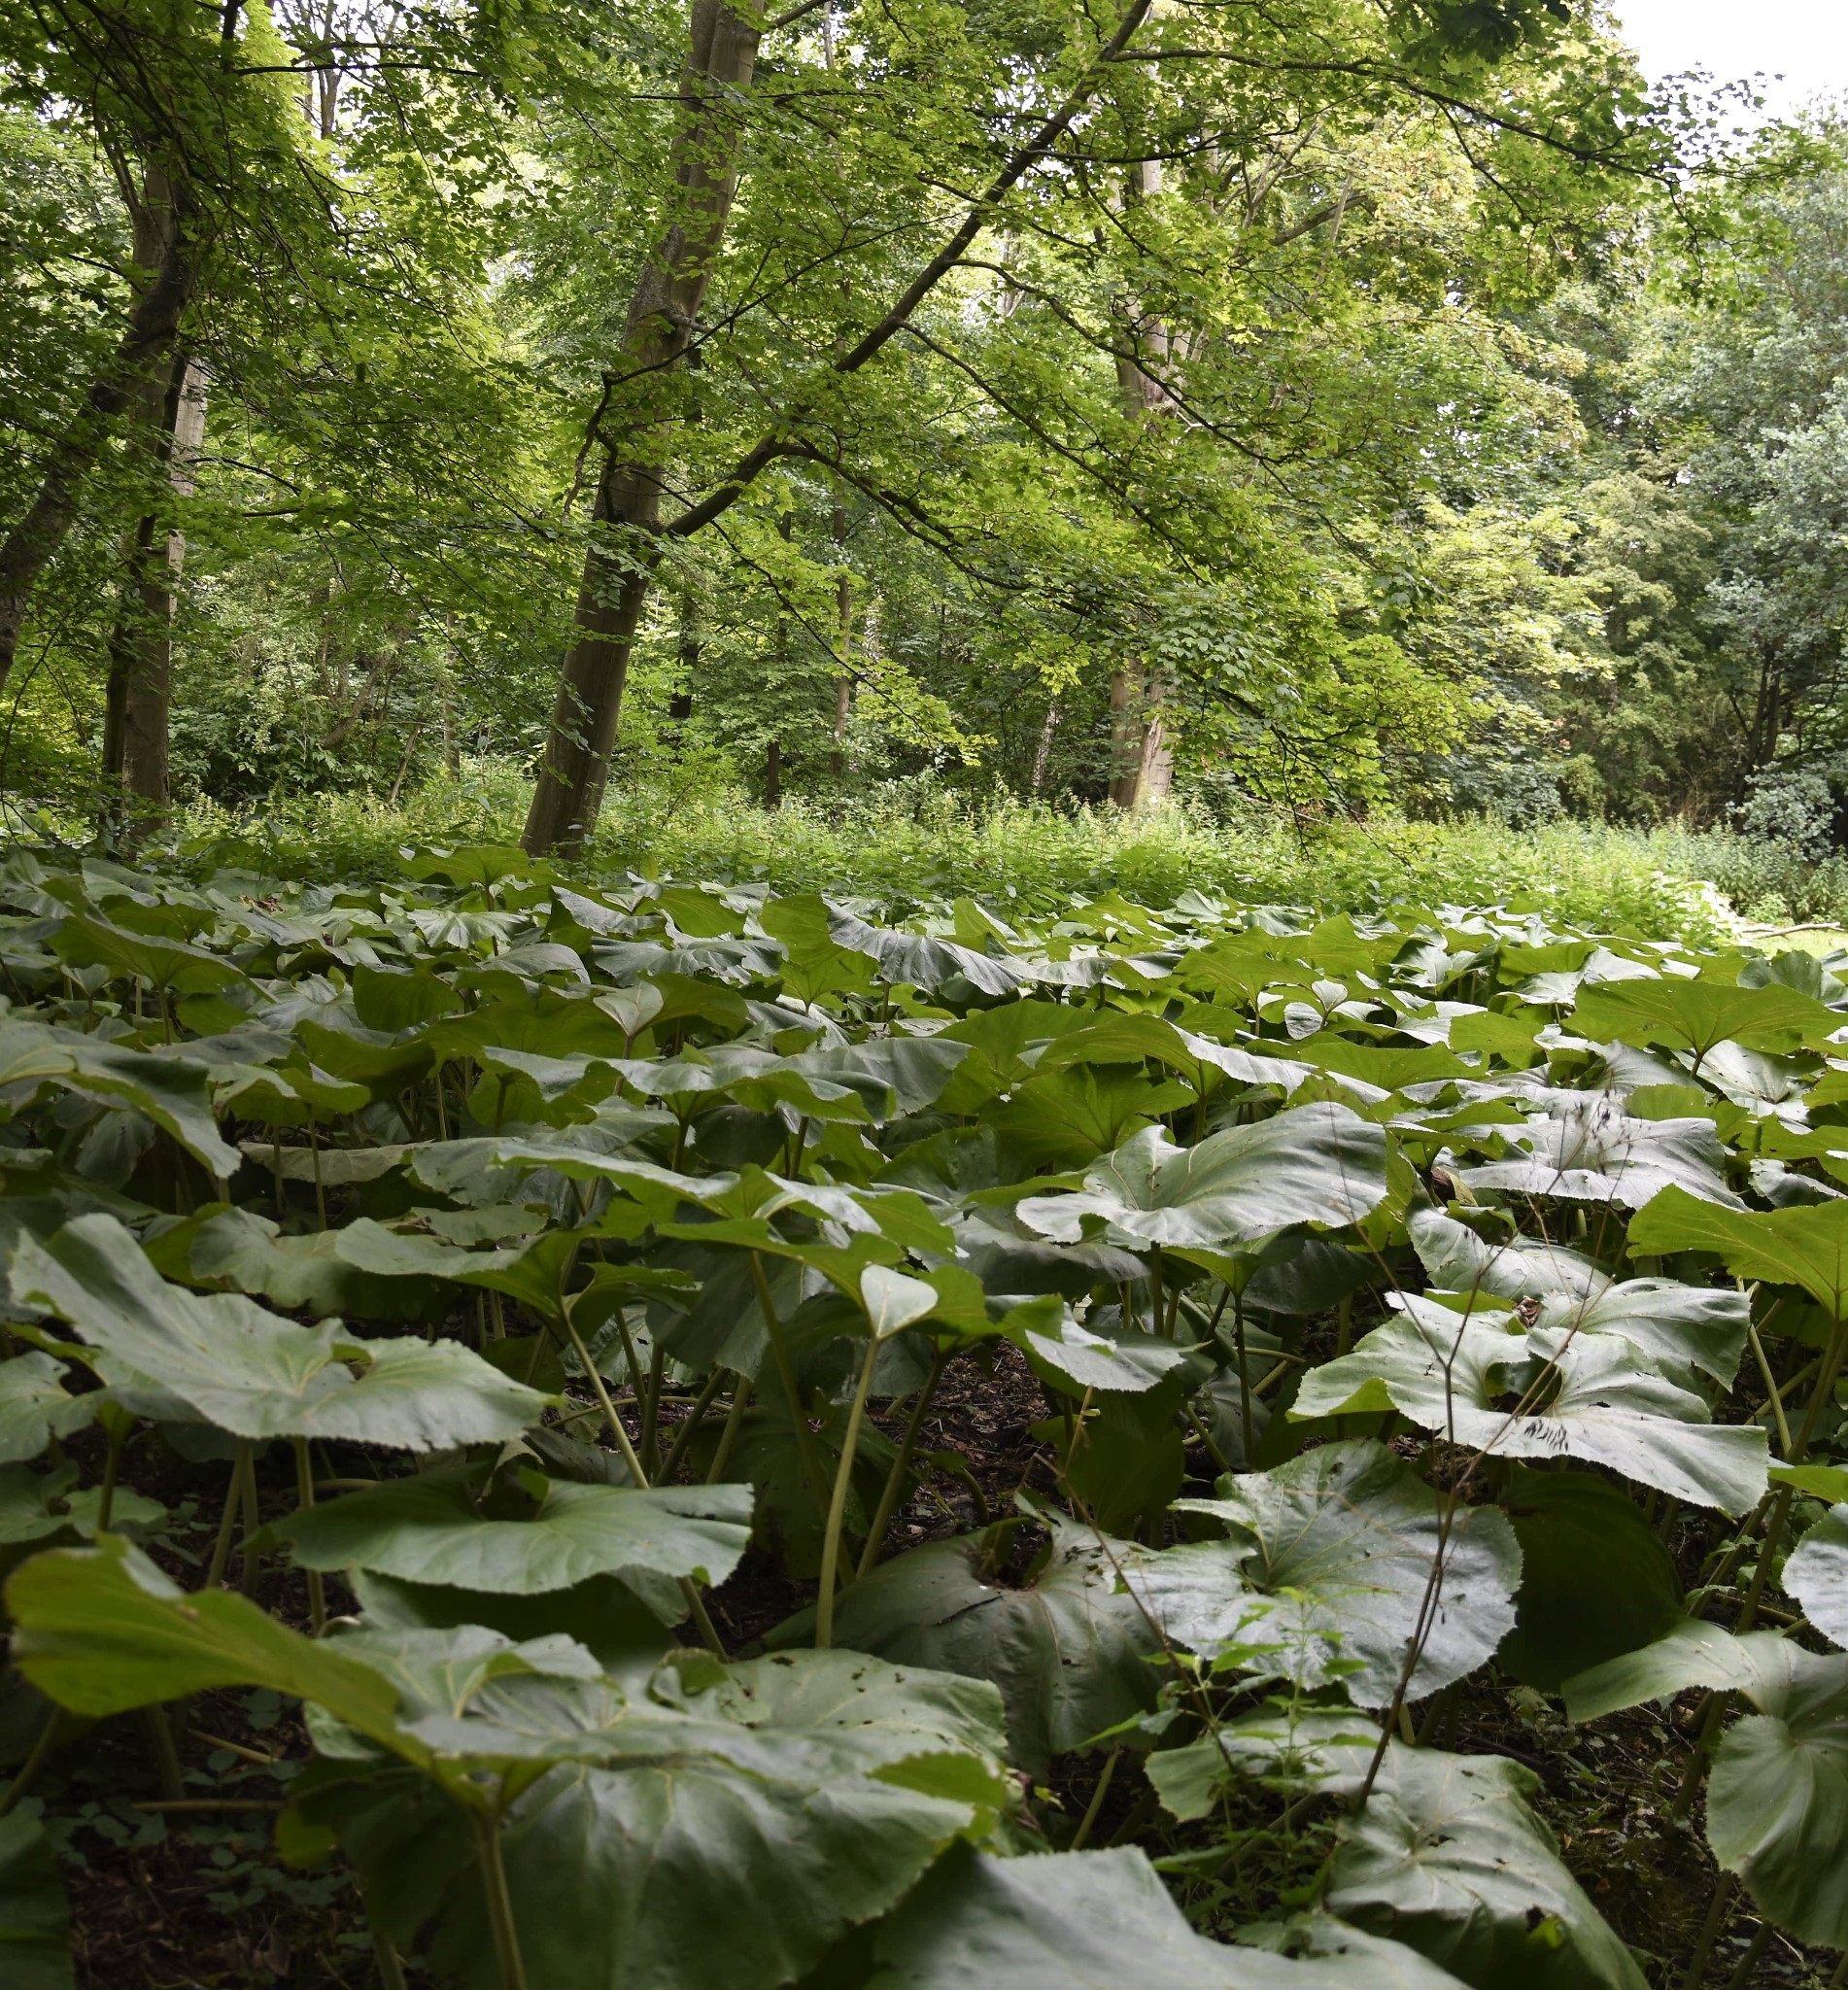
[0,850,1841,1982]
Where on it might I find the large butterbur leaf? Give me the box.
[6,1536,421,1764]
[12,1216,553,1448]
[1494,1468,1681,1691]
[1452,1096,1739,1210]
[0,1813,72,1990]
[1328,1746,1647,1990]
[0,1019,241,1178]
[1410,1210,1749,1382]
[311,1649,1010,1990]
[1784,1503,1848,1649]
[842,1843,1470,1987]
[1704,1645,1848,1947]
[0,1354,92,1463]
[1628,1185,1848,1318]
[11,1538,1009,1990]
[1567,1621,1848,1947]
[1294,1298,1767,1513]
[1123,1441,1521,1706]
[770,1514,1163,1773]
[1013,1103,1389,1250]
[265,1465,752,1613]
[1569,976,1834,1062]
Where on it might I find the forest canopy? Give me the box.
[0,0,1843,853]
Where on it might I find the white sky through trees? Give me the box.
[1612,0,1848,123]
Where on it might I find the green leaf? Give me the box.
[1530,1278,1748,1387]
[1628,1185,1848,1318]
[1570,977,1834,1060]
[860,1844,1469,1988]
[1495,1468,1681,1691]
[826,910,1025,998]
[1409,1210,1602,1304]
[1058,1383,1187,1535]
[1409,1210,1748,1381]
[1328,1746,1646,1989]
[1015,1103,1389,1250]
[933,1001,1095,1112]
[185,1208,440,1321]
[351,965,464,1030]
[0,1813,72,1990]
[986,1067,1190,1170]
[51,913,253,996]
[1148,1709,1381,1818]
[266,1465,752,1606]
[1576,1624,1848,1947]
[1294,1298,1767,1514]
[1562,1619,1788,1723]
[775,1514,1163,1775]
[14,1216,552,1449]
[0,1020,241,1177]
[6,1535,422,1764]
[327,1650,1003,1990]
[0,1355,92,1464]
[1453,1097,1739,1210]
[1783,1503,1848,1650]
[861,1265,939,1338]
[756,894,877,1004]
[1127,1441,1521,1706]
[1705,1645,1848,1946]
[351,1570,673,1689]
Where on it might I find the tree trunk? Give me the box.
[441,669,461,776]
[105,354,207,831]
[523,0,765,857]
[1107,156,1178,808]
[1031,700,1059,792]
[1108,663,1174,811]
[765,736,782,806]
[0,165,196,698]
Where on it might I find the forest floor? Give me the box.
[38,1345,1837,1990]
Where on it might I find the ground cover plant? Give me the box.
[2,844,1848,1984]
[157,776,1745,944]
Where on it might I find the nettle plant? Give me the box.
[0,843,1846,1985]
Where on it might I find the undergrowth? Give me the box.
[71,769,1811,944]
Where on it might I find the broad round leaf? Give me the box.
[1703,1642,1848,1947]
[773,1514,1163,1774]
[0,1354,92,1464]
[1015,1103,1389,1250]
[1786,1504,1848,1651]
[13,1217,553,1450]
[267,1466,753,1602]
[1328,1746,1647,1990]
[861,1843,1470,1987]
[1126,1441,1521,1707]
[1496,1468,1681,1691]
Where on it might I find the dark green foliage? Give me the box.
[0,849,1843,1983]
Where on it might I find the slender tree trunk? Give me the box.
[831,555,854,779]
[1031,700,1059,792]
[0,166,196,698]
[523,0,765,857]
[441,669,460,776]
[112,356,207,828]
[765,736,782,806]
[1108,667,1142,808]
[1107,156,1177,810]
